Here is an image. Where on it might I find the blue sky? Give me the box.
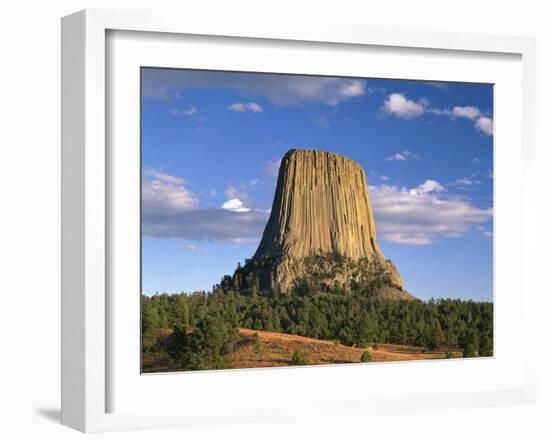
[141,68,493,301]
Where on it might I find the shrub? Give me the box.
[478,334,493,357]
[291,349,310,366]
[373,343,379,350]
[463,343,478,358]
[360,350,373,362]
[253,332,263,354]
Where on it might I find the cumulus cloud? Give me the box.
[386,153,406,161]
[430,105,493,136]
[385,150,419,162]
[341,80,366,97]
[142,168,198,215]
[451,106,481,120]
[382,92,493,136]
[142,69,366,106]
[370,180,492,245]
[142,169,268,243]
[474,116,494,135]
[221,198,251,212]
[431,105,482,120]
[227,102,263,113]
[224,185,253,206]
[409,179,445,195]
[382,93,426,119]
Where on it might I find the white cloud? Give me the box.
[142,169,198,215]
[386,153,406,161]
[385,150,419,162]
[430,105,493,136]
[379,175,390,181]
[264,159,282,177]
[382,90,493,136]
[180,244,207,254]
[429,105,482,120]
[144,168,185,185]
[142,168,268,243]
[227,102,264,113]
[369,181,492,245]
[221,198,251,212]
[410,179,445,195]
[429,107,452,117]
[475,116,494,135]
[448,177,481,187]
[341,80,366,97]
[453,178,474,186]
[170,106,198,117]
[142,69,366,106]
[451,106,481,120]
[382,93,426,119]
[224,185,251,203]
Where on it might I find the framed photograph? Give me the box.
[61,9,537,433]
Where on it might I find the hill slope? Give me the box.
[142,328,462,373]
[227,329,461,368]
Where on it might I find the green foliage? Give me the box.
[462,328,480,358]
[166,316,238,370]
[253,332,263,356]
[360,350,373,362]
[463,343,477,358]
[141,296,160,334]
[142,283,493,371]
[426,320,445,351]
[478,333,493,357]
[291,349,310,366]
[172,295,190,331]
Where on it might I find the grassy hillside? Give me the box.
[142,328,463,373]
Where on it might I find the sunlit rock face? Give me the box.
[235,148,411,299]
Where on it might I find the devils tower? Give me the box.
[233,148,411,300]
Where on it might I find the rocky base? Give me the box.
[232,253,414,300]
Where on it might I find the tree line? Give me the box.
[142,281,493,370]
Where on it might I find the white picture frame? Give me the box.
[61,9,538,433]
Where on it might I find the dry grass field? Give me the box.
[226,329,461,368]
[142,328,462,373]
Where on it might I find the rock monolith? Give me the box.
[233,149,411,299]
